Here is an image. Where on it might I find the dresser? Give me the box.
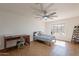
[4,35,30,49]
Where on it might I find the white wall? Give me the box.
[45,16,79,42]
[0,9,45,50]
[0,4,79,50]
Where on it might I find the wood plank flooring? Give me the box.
[0,40,79,56]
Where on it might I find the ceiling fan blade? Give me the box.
[49,16,57,19]
[39,4,43,11]
[50,15,58,17]
[34,16,43,18]
[39,4,48,16]
[49,18,53,20]
[48,12,56,16]
[31,3,44,13]
[35,16,43,20]
[30,6,40,12]
[45,3,54,10]
[35,3,44,13]
[34,13,43,16]
[35,16,41,18]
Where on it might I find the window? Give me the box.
[51,24,64,34]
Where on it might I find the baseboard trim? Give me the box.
[56,39,71,43]
[0,46,17,52]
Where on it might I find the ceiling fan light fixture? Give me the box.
[43,15,48,20]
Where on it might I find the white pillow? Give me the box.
[35,32,39,36]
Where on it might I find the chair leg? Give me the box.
[49,42,52,46]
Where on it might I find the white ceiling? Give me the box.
[0,3,79,21]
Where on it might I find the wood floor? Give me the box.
[0,40,79,56]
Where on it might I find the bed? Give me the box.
[33,31,56,45]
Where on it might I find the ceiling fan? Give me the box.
[32,3,57,20]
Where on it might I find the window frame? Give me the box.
[51,24,64,34]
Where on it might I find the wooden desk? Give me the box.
[4,35,30,49]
